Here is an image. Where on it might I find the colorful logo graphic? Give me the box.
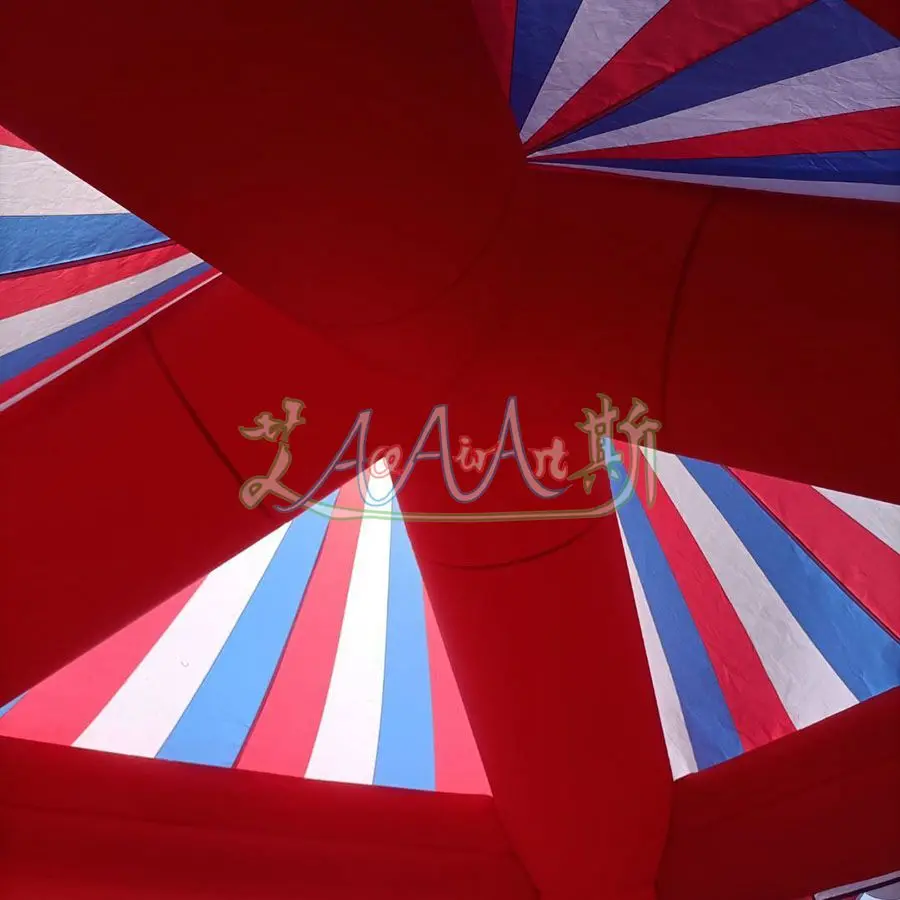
[238,395,660,522]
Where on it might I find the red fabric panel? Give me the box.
[656,181,900,503]
[406,494,673,899]
[657,688,900,900]
[424,589,491,796]
[1,7,898,900]
[470,0,518,97]
[0,738,536,900]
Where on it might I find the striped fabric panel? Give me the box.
[477,0,900,201]
[0,126,220,406]
[0,471,490,795]
[613,445,900,778]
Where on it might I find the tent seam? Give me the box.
[660,189,718,430]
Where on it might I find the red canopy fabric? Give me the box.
[1,3,898,898]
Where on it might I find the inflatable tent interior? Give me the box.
[1,2,898,898]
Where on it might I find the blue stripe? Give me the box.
[0,694,25,719]
[551,0,898,149]
[609,451,744,770]
[374,499,436,791]
[0,214,168,276]
[156,496,336,767]
[0,262,211,384]
[681,458,900,701]
[553,150,900,184]
[510,0,583,129]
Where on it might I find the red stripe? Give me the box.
[0,269,218,406]
[1,244,187,319]
[635,467,796,750]
[846,0,900,37]
[424,589,491,795]
[471,0,518,98]
[547,108,900,162]
[0,125,32,150]
[732,469,900,641]
[0,580,200,745]
[236,481,363,777]
[524,0,813,151]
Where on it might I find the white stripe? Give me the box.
[617,517,697,779]
[520,0,668,143]
[0,145,126,216]
[649,451,857,729]
[0,253,201,357]
[0,272,221,413]
[815,486,900,554]
[73,525,289,757]
[305,468,393,785]
[535,48,900,156]
[531,161,900,203]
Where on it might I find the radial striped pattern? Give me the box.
[2,451,896,787]
[473,0,900,201]
[0,126,219,410]
[0,469,490,796]
[609,443,900,779]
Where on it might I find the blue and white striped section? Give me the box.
[518,0,669,143]
[535,49,900,156]
[679,457,900,701]
[611,452,744,770]
[548,150,900,184]
[73,526,290,757]
[1,125,220,406]
[536,162,900,203]
[305,469,394,785]
[0,253,208,381]
[510,0,585,130]
[617,445,900,778]
[537,2,898,153]
[374,497,436,791]
[0,214,169,277]
[156,497,336,767]
[647,452,858,728]
[617,518,696,779]
[509,0,900,201]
